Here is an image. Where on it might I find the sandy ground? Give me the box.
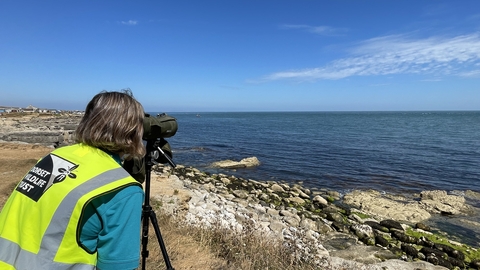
[0,142,54,208]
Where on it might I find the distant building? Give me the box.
[23,105,38,113]
[0,106,21,113]
[0,105,78,115]
[38,108,58,113]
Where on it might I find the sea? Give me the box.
[153,110,480,246]
[157,111,479,195]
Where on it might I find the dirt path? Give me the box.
[0,143,54,208]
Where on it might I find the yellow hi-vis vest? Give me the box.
[0,144,142,270]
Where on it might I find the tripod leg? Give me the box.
[141,205,175,270]
[148,209,174,270]
[141,205,152,270]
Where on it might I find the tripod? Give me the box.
[141,139,176,270]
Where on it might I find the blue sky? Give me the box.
[1,1,479,112]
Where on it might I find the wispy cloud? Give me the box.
[262,33,480,81]
[281,24,347,36]
[459,69,480,77]
[421,78,443,82]
[120,20,138,26]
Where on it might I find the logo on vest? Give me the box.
[16,154,79,201]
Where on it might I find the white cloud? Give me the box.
[459,69,480,77]
[281,24,347,36]
[421,78,443,82]
[262,33,480,81]
[120,20,138,26]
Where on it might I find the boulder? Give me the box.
[420,190,471,215]
[350,224,374,239]
[343,190,431,223]
[210,157,260,169]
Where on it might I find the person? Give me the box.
[0,90,146,270]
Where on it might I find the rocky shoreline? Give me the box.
[150,164,480,270]
[2,113,480,269]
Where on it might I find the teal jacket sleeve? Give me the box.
[79,185,144,270]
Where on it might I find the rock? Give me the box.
[313,195,328,207]
[266,208,279,216]
[420,190,471,215]
[465,190,480,200]
[448,257,465,268]
[279,209,299,219]
[297,190,310,199]
[416,222,431,231]
[270,183,285,193]
[0,114,81,147]
[220,177,231,185]
[343,190,431,223]
[364,221,389,233]
[374,259,449,270]
[401,243,419,258]
[420,247,447,259]
[283,216,300,226]
[299,218,317,231]
[434,243,455,255]
[269,220,286,235]
[470,259,480,269]
[392,230,419,244]
[420,236,435,247]
[326,212,345,224]
[350,224,375,239]
[210,157,260,169]
[326,190,341,200]
[450,249,465,261]
[317,222,334,234]
[435,257,453,269]
[232,189,249,199]
[374,235,389,247]
[331,222,349,233]
[329,245,391,264]
[286,196,305,205]
[379,219,404,231]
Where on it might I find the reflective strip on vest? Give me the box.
[0,167,129,270]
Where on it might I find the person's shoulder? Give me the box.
[92,184,143,207]
[110,184,144,202]
[51,143,90,155]
[119,184,144,194]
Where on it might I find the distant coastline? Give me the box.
[0,105,83,115]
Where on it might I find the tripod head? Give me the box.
[145,138,176,169]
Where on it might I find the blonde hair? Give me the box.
[75,89,146,158]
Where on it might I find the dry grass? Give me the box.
[144,204,320,270]
[140,211,228,270]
